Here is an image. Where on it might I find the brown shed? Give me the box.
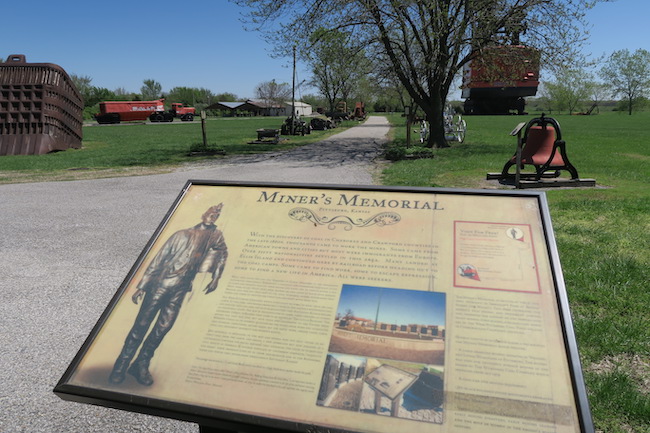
[0,54,83,155]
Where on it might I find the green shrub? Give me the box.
[384,143,435,161]
[405,146,435,159]
[83,105,99,120]
[383,144,407,161]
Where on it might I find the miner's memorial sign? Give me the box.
[54,181,594,433]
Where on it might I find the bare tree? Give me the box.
[113,87,129,97]
[234,0,605,148]
[587,82,609,112]
[255,79,292,106]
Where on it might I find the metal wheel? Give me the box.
[455,116,467,143]
[419,120,429,143]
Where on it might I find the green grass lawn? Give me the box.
[1,111,648,431]
[0,116,356,183]
[382,111,650,433]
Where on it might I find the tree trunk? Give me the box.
[427,111,449,148]
[628,96,633,115]
[421,95,449,149]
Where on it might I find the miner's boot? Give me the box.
[127,346,155,386]
[108,340,139,384]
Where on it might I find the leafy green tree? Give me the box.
[529,95,553,114]
[579,82,609,114]
[195,87,217,106]
[235,0,605,148]
[70,74,94,106]
[141,79,162,100]
[164,87,216,113]
[371,67,412,113]
[542,68,594,114]
[301,93,328,111]
[348,75,376,110]
[306,29,371,112]
[86,87,116,107]
[76,86,117,120]
[599,48,650,115]
[166,87,212,106]
[214,92,239,102]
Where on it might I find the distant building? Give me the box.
[287,101,312,117]
[206,99,312,117]
[337,316,445,339]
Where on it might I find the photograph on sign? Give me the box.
[317,285,446,424]
[54,181,592,433]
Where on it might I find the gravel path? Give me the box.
[0,116,389,433]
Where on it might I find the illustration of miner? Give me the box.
[109,204,228,386]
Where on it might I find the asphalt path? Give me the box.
[0,116,389,433]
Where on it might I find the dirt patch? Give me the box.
[0,166,175,185]
[620,153,650,162]
[329,334,445,365]
[587,353,650,395]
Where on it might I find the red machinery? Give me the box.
[95,100,165,124]
[353,102,366,120]
[169,103,195,121]
[462,46,540,115]
[95,100,196,124]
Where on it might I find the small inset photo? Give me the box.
[328,285,446,365]
[317,355,444,424]
[316,285,446,424]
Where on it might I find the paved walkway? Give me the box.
[0,116,389,433]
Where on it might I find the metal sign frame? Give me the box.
[54,180,594,433]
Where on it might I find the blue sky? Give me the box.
[2,1,647,100]
[337,285,446,326]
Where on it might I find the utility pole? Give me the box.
[291,46,296,135]
[373,288,383,331]
[200,110,208,149]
